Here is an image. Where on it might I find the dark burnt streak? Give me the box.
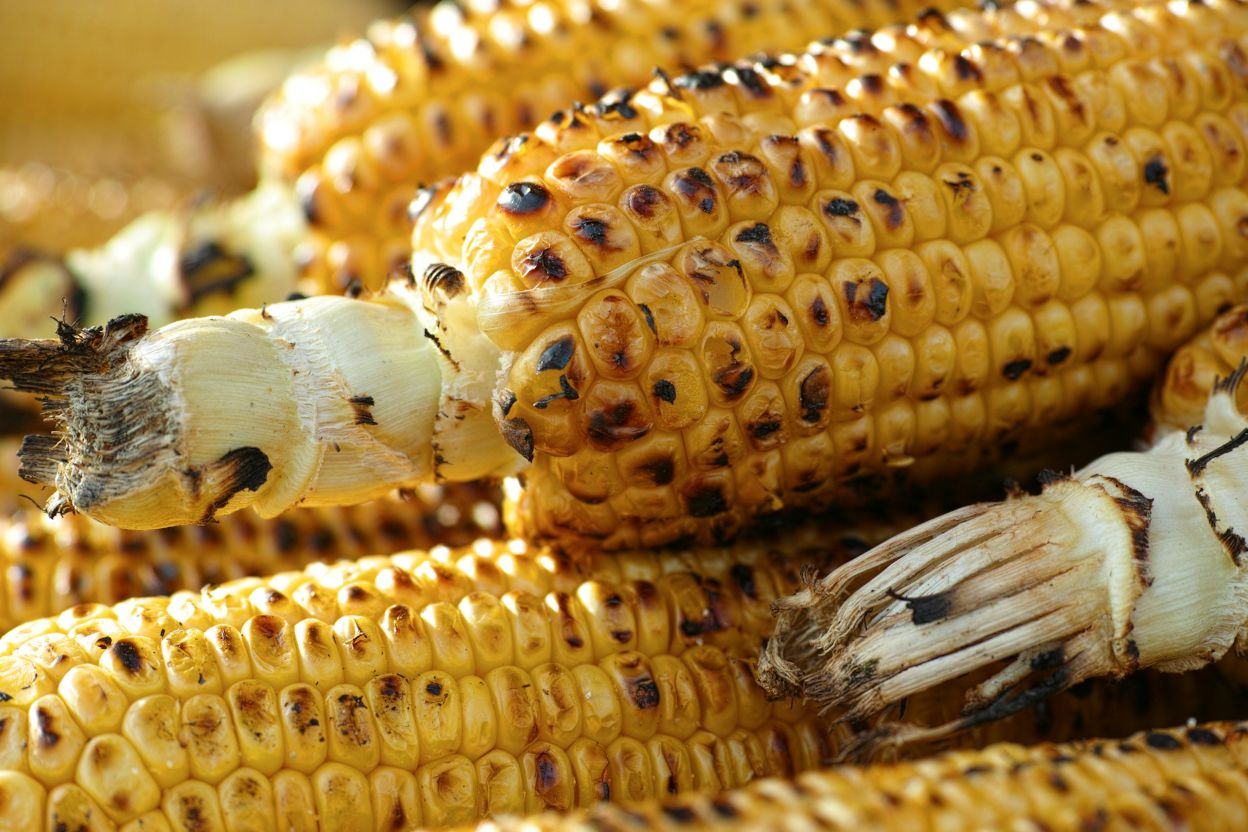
[842,277,889,322]
[672,168,719,214]
[349,395,377,426]
[687,485,728,517]
[673,69,725,90]
[931,99,970,144]
[625,185,666,219]
[823,197,860,218]
[873,188,904,230]
[652,379,677,404]
[497,181,551,215]
[799,366,830,422]
[1186,427,1248,476]
[537,337,576,373]
[1143,157,1171,194]
[198,447,272,524]
[532,375,579,409]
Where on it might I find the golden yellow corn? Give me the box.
[0,482,503,633]
[466,722,1248,831]
[6,0,1248,548]
[0,538,859,829]
[1153,301,1248,432]
[259,0,977,294]
[417,0,1248,548]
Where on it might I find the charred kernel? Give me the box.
[653,380,677,403]
[498,182,552,215]
[843,278,890,322]
[1143,157,1170,194]
[537,337,576,373]
[671,168,719,215]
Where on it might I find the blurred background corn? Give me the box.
[0,0,398,252]
[0,486,503,633]
[466,721,1248,831]
[409,0,1248,547]
[258,0,974,294]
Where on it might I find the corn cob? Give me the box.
[1153,302,1248,433]
[0,537,864,829]
[0,525,1239,830]
[759,319,1248,747]
[258,0,979,295]
[6,0,1248,545]
[465,722,1248,832]
[0,483,504,633]
[0,0,982,346]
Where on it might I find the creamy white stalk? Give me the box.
[760,374,1248,748]
[1,272,518,528]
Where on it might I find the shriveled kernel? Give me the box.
[313,762,375,831]
[448,676,493,762]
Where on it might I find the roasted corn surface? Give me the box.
[1153,301,1248,432]
[0,539,859,829]
[13,0,1248,545]
[411,0,1248,547]
[0,482,502,632]
[259,0,977,293]
[466,722,1248,832]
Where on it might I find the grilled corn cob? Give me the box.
[259,0,977,295]
[0,0,977,344]
[1153,302,1248,433]
[466,722,1248,832]
[6,0,1248,545]
[0,527,1238,829]
[0,538,859,829]
[759,316,1248,747]
[0,483,503,633]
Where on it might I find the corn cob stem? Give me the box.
[465,722,1248,832]
[5,0,1248,543]
[760,343,1248,747]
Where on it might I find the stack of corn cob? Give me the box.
[5,0,1248,828]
